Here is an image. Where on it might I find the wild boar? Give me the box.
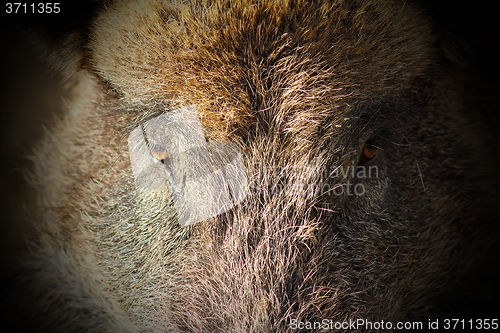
[2,0,499,332]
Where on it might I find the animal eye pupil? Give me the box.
[359,144,378,164]
[151,148,169,161]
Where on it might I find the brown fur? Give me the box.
[3,0,500,332]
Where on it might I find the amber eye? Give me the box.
[359,143,379,164]
[150,146,168,163]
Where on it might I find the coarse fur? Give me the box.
[3,0,500,332]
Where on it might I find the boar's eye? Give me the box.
[150,146,168,164]
[359,140,379,165]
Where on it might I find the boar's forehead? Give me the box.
[90,0,434,140]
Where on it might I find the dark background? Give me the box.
[0,1,101,276]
